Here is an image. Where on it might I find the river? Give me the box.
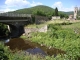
[4,38,66,57]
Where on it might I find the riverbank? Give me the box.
[5,38,65,56]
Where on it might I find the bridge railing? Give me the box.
[0,13,31,17]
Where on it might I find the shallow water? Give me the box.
[5,38,66,56]
[5,39,10,43]
[26,48,47,56]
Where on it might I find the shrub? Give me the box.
[0,42,9,60]
[48,24,61,31]
[0,23,9,38]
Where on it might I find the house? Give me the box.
[51,16,60,20]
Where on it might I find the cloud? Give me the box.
[4,8,15,12]
[30,1,43,7]
[53,1,62,9]
[5,0,43,8]
[5,0,30,8]
[52,1,74,12]
[0,5,17,13]
[0,0,43,12]
[60,6,74,12]
[0,8,16,13]
[0,0,30,12]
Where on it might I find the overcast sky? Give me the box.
[0,0,80,12]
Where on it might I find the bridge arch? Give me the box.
[0,22,25,38]
[8,24,24,38]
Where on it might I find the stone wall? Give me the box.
[35,15,49,24]
[51,16,60,20]
[24,25,47,37]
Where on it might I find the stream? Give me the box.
[4,38,66,57]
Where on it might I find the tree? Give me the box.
[55,7,58,16]
[32,10,46,16]
[0,23,9,38]
[59,13,64,18]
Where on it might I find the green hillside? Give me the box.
[78,10,80,16]
[8,5,68,19]
[64,11,74,15]
[12,5,74,16]
[12,5,54,14]
[64,10,80,16]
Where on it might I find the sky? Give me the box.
[0,0,80,13]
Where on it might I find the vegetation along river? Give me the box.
[5,38,66,57]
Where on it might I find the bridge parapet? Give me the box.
[0,13,32,17]
[0,13,32,21]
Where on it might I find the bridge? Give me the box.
[0,13,32,38]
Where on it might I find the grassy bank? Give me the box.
[29,20,80,60]
[0,20,80,60]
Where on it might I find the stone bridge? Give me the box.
[0,13,49,38]
[0,13,32,38]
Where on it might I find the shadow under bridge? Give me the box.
[3,21,28,38]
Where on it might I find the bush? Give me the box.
[56,29,79,39]
[0,42,9,60]
[47,24,62,38]
[48,23,61,31]
[61,22,72,25]
[0,23,9,37]
[31,15,35,23]
[30,23,80,60]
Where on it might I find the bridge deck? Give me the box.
[0,20,29,22]
[0,13,31,17]
[0,13,32,22]
[0,16,31,20]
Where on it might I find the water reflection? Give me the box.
[0,38,10,43]
[26,47,47,56]
[5,38,66,56]
[4,39,10,43]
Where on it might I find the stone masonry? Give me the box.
[24,25,47,37]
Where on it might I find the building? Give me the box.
[74,7,78,20]
[69,15,74,20]
[51,16,60,20]
[68,6,79,20]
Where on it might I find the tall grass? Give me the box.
[30,23,80,60]
[0,20,80,60]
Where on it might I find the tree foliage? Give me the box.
[9,5,68,19]
[59,12,68,19]
[55,7,58,16]
[0,23,9,37]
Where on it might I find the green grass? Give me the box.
[29,21,80,60]
[62,22,80,28]
[26,23,46,28]
[26,20,80,28]
[1,20,80,60]
[25,20,67,28]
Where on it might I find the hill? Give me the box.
[8,5,68,19]
[78,10,80,16]
[12,5,54,14]
[64,10,80,16]
[64,11,73,15]
[10,5,73,16]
